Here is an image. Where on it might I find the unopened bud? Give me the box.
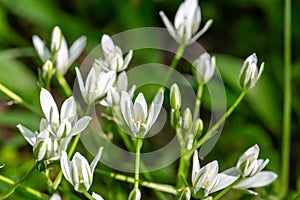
[193,118,203,138]
[170,108,181,129]
[239,53,264,90]
[170,84,181,110]
[193,52,216,84]
[183,108,192,130]
[51,26,62,52]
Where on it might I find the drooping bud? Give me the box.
[239,53,264,90]
[42,60,54,79]
[170,83,182,110]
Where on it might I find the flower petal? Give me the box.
[32,35,50,62]
[60,151,74,184]
[17,124,36,146]
[60,96,77,123]
[234,171,278,189]
[71,116,92,136]
[159,11,180,43]
[90,147,103,176]
[40,88,59,124]
[69,36,87,65]
[56,36,69,75]
[92,192,104,200]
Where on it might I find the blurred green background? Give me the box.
[0,0,299,199]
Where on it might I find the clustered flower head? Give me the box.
[190,145,277,198]
[159,0,213,45]
[94,34,133,72]
[33,26,86,76]
[17,88,91,164]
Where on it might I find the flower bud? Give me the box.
[183,108,192,130]
[193,53,215,84]
[239,53,264,90]
[51,26,62,52]
[42,60,54,79]
[33,135,58,162]
[170,108,181,129]
[178,187,191,200]
[170,84,181,110]
[192,118,203,138]
[128,188,141,200]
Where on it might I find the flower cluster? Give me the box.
[190,145,277,199]
[17,88,91,165]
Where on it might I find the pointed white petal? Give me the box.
[32,35,50,62]
[69,36,87,65]
[40,88,59,124]
[101,34,115,56]
[192,150,200,184]
[135,93,147,118]
[234,171,277,189]
[17,124,36,146]
[56,36,69,75]
[60,151,74,184]
[71,116,92,136]
[159,11,180,43]
[51,26,62,52]
[90,147,103,176]
[188,19,213,45]
[210,172,239,193]
[60,96,77,123]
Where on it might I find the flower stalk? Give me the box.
[134,138,142,190]
[282,0,292,196]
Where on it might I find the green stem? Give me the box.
[0,163,37,199]
[0,175,49,200]
[190,90,247,154]
[193,83,204,120]
[83,191,94,200]
[134,138,142,190]
[94,169,178,195]
[176,127,188,188]
[282,0,292,196]
[0,83,42,116]
[212,178,242,200]
[55,74,72,97]
[162,40,186,87]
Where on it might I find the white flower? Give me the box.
[128,188,141,200]
[193,52,216,84]
[94,34,133,72]
[236,144,269,177]
[61,147,103,193]
[32,26,86,75]
[100,71,136,107]
[192,151,238,197]
[75,67,116,104]
[92,192,104,200]
[159,0,213,45]
[120,91,164,137]
[239,53,264,90]
[233,144,277,195]
[39,88,91,138]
